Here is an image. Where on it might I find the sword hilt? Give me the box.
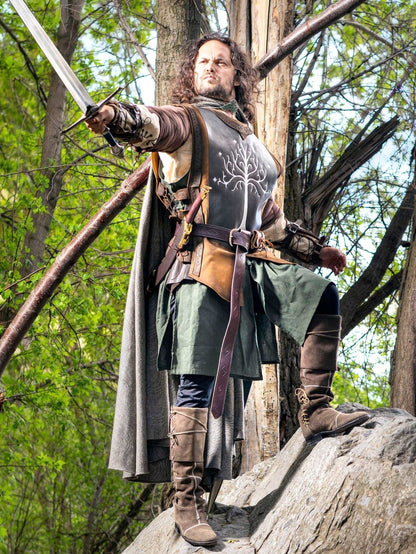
[64,89,125,158]
[85,100,125,159]
[102,127,125,158]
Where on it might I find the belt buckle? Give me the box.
[228,228,240,247]
[287,221,301,235]
[178,221,193,249]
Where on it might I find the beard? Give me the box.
[197,83,233,102]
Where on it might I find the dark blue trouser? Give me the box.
[175,282,339,408]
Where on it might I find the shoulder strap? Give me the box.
[181,105,210,221]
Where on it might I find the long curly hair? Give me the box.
[170,33,259,123]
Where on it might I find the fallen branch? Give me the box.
[0,158,151,374]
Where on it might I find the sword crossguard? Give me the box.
[64,88,125,158]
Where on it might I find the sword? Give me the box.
[9,0,124,158]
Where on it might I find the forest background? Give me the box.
[0,0,415,552]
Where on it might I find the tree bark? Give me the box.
[230,0,295,469]
[21,0,85,276]
[390,165,416,416]
[155,0,202,106]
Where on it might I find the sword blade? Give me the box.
[10,0,95,113]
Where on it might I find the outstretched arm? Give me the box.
[85,101,192,153]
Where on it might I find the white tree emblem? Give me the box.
[217,142,269,198]
[215,141,270,228]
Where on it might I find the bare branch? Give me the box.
[1,266,46,294]
[112,0,156,80]
[292,31,326,104]
[341,270,403,338]
[340,181,416,333]
[255,0,367,79]
[304,116,400,232]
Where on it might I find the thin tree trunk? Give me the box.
[21,0,85,276]
[155,0,202,106]
[390,164,416,415]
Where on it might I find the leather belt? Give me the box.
[154,221,259,288]
[154,218,256,419]
[192,223,252,249]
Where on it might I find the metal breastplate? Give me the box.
[199,107,278,232]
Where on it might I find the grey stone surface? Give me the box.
[123,504,253,554]
[123,406,416,553]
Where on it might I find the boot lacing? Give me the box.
[169,409,208,449]
[295,388,310,426]
[295,388,309,406]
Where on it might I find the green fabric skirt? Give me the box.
[156,259,331,380]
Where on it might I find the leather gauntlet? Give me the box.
[261,201,328,265]
[276,221,328,265]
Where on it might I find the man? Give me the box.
[87,34,369,548]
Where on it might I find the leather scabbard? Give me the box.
[154,220,185,287]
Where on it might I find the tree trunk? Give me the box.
[230,0,295,469]
[21,0,85,276]
[155,0,202,106]
[390,163,416,416]
[155,0,203,509]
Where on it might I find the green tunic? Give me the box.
[156,258,330,380]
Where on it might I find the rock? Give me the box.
[122,504,253,553]
[123,406,416,553]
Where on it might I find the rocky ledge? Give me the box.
[124,406,416,553]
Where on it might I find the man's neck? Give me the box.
[192,95,246,122]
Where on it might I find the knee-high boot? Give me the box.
[169,406,218,547]
[296,314,369,444]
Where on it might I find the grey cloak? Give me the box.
[108,164,245,483]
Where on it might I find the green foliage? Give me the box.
[0,0,157,551]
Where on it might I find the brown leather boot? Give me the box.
[296,314,369,444]
[170,406,218,547]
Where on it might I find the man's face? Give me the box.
[194,40,239,102]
